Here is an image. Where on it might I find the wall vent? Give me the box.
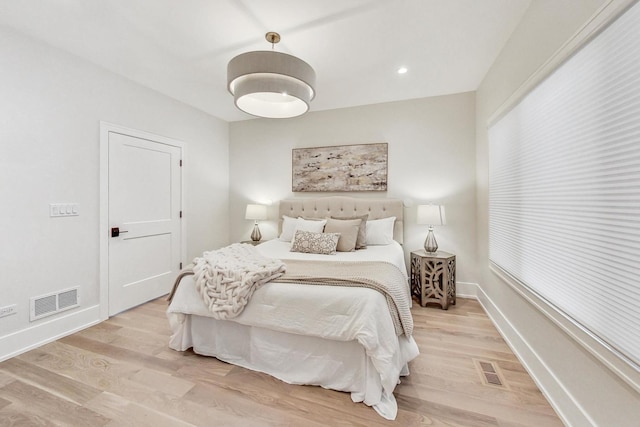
[473,359,509,389]
[30,287,80,321]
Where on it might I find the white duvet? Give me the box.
[167,239,419,420]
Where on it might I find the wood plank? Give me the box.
[58,334,178,374]
[395,392,500,427]
[16,341,142,393]
[0,380,110,426]
[84,392,194,427]
[0,396,10,411]
[0,371,15,388]
[0,357,102,405]
[128,368,194,398]
[73,321,122,344]
[0,405,57,426]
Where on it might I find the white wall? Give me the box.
[476,1,640,425]
[0,25,229,360]
[229,93,477,283]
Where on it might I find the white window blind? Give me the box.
[489,1,640,370]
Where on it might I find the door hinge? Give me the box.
[180,210,182,218]
[179,159,182,167]
[180,262,183,269]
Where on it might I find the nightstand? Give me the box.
[241,240,263,246]
[410,250,456,309]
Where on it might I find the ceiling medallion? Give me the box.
[227,32,316,119]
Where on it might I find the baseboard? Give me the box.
[0,304,101,362]
[475,286,592,427]
[456,281,479,299]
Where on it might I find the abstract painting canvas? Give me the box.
[292,143,388,192]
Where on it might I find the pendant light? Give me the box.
[227,32,316,119]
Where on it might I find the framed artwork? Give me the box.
[292,143,388,192]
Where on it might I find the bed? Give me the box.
[167,196,419,420]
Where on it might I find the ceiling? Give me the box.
[0,0,531,122]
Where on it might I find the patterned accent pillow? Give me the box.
[290,230,340,255]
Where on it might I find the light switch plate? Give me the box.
[0,304,17,318]
[50,203,79,217]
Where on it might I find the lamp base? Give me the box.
[424,227,438,253]
[251,223,262,242]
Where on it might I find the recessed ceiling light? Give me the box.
[397,67,408,74]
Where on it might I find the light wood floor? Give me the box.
[0,297,563,426]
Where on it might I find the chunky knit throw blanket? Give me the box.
[191,243,286,320]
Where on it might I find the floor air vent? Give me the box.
[30,287,79,321]
[473,359,508,389]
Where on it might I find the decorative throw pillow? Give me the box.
[324,218,362,252]
[366,216,396,245]
[279,215,298,242]
[290,230,340,255]
[331,214,368,249]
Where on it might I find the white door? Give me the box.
[107,131,182,316]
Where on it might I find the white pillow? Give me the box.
[279,215,298,242]
[294,217,327,235]
[279,216,328,242]
[366,216,396,245]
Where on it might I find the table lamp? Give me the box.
[417,204,446,253]
[245,204,268,241]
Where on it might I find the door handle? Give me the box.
[111,227,129,238]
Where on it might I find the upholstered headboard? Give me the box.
[278,196,404,244]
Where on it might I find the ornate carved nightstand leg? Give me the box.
[447,257,456,307]
[425,258,447,309]
[410,253,422,304]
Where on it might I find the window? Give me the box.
[489,1,640,377]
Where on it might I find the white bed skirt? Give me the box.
[168,311,418,420]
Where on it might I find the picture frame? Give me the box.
[292,143,388,192]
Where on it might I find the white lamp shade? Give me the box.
[245,204,268,220]
[417,205,446,226]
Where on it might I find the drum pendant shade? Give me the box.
[227,33,316,119]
